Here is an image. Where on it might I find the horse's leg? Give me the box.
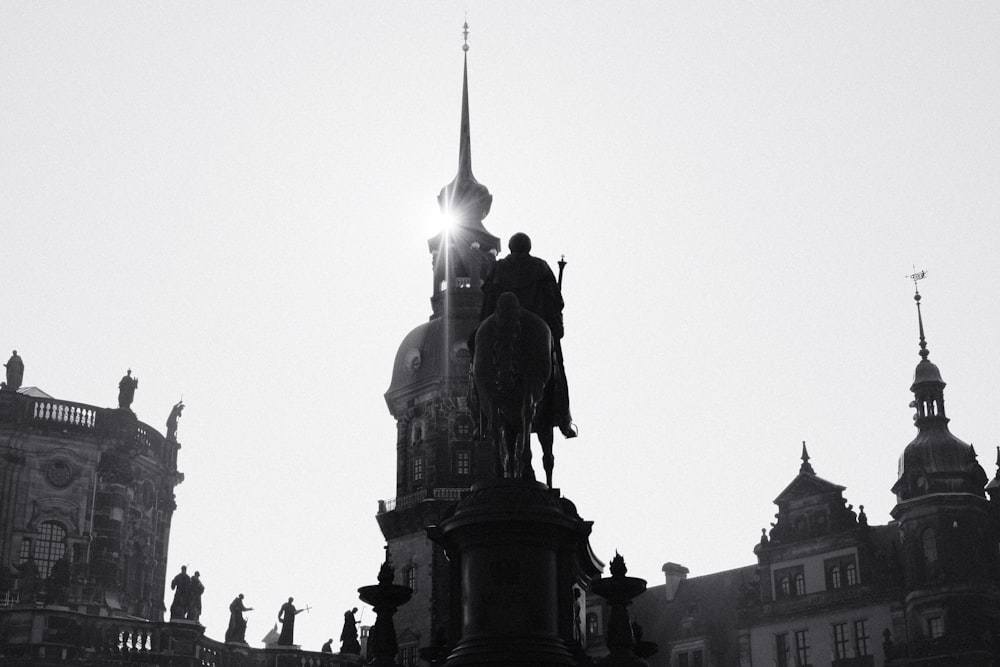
[505,426,518,479]
[539,427,554,488]
[520,399,536,482]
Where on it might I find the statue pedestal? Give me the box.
[431,479,599,667]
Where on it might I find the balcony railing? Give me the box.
[0,605,361,666]
[0,393,174,466]
[377,487,469,514]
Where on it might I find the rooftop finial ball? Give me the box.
[463,44,469,52]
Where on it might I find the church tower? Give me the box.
[888,284,1000,663]
[377,28,501,661]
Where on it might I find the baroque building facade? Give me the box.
[0,376,183,621]
[589,289,1000,667]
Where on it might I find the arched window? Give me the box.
[830,565,842,589]
[923,528,938,564]
[779,576,790,596]
[794,573,805,596]
[845,562,858,586]
[32,521,67,579]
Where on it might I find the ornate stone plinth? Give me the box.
[430,479,599,667]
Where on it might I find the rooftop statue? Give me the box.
[225,593,253,643]
[474,233,577,486]
[340,607,361,654]
[188,570,204,622]
[118,369,138,410]
[169,565,191,621]
[3,350,24,392]
[166,400,185,441]
[277,596,306,646]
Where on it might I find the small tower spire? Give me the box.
[800,441,815,474]
[437,21,493,225]
[910,269,930,362]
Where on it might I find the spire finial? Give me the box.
[462,19,470,52]
[800,441,815,474]
[908,268,930,362]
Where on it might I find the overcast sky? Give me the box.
[2,1,999,652]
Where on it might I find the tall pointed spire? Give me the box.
[437,21,493,227]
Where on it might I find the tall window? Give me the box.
[678,653,689,667]
[926,616,944,639]
[794,629,810,666]
[794,573,806,596]
[775,633,790,667]
[832,623,849,659]
[32,521,67,579]
[406,564,417,592]
[454,450,471,476]
[923,528,938,564]
[400,646,417,667]
[854,619,870,656]
[780,577,791,596]
[691,650,703,667]
[825,555,859,590]
[412,457,424,482]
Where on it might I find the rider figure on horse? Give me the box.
[479,232,577,440]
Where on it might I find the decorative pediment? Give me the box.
[397,627,421,645]
[774,473,846,504]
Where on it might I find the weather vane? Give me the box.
[908,267,927,295]
[462,20,470,52]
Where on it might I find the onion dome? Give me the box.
[892,287,987,502]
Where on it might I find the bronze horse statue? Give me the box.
[472,292,555,484]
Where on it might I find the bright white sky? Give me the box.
[2,1,999,653]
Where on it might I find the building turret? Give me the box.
[887,283,1000,663]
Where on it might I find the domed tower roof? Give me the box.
[891,282,987,503]
[385,315,477,413]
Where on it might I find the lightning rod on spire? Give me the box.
[462,20,470,52]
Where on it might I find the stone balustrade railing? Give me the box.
[0,605,362,666]
[377,487,468,514]
[0,392,174,466]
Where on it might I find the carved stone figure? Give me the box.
[46,555,71,606]
[169,565,191,620]
[3,350,24,392]
[13,555,39,602]
[226,593,253,643]
[277,596,304,646]
[322,638,334,653]
[340,607,361,653]
[166,401,185,441]
[118,369,138,410]
[188,570,204,622]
